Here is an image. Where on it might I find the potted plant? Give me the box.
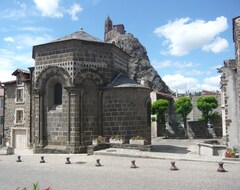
[109,135,125,144]
[92,136,105,145]
[129,136,146,145]
[225,147,239,158]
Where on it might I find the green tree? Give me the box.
[196,96,218,128]
[174,96,192,138]
[152,99,169,137]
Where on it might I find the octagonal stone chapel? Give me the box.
[32,28,151,153]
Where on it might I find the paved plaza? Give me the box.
[1,138,240,190]
[0,153,240,190]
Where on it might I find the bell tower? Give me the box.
[104,16,112,42]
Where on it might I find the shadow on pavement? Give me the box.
[152,145,191,154]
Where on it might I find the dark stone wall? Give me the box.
[45,88,68,146]
[81,80,99,145]
[32,38,153,153]
[102,88,151,143]
[33,40,129,85]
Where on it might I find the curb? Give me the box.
[94,150,240,164]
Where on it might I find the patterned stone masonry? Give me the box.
[34,41,128,85]
[103,88,151,143]
[31,29,151,153]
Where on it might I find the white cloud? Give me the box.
[16,46,24,50]
[152,60,194,69]
[4,37,15,43]
[68,3,83,21]
[1,9,26,19]
[202,75,220,91]
[0,1,27,19]
[152,60,172,68]
[0,49,31,82]
[202,37,228,53]
[90,0,102,6]
[162,74,220,93]
[16,34,53,47]
[154,16,228,56]
[163,74,201,93]
[8,34,53,49]
[15,1,27,9]
[20,26,52,33]
[184,69,204,76]
[33,0,63,18]
[0,69,16,82]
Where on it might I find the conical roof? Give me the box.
[106,73,150,89]
[53,30,103,43]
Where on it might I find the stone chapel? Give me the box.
[31,23,151,153]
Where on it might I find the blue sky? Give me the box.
[0,0,239,93]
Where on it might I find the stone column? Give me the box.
[79,90,84,145]
[34,88,44,147]
[67,88,71,145]
[39,90,44,146]
[66,88,81,153]
[220,86,226,144]
[98,91,103,136]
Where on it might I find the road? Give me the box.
[0,154,239,190]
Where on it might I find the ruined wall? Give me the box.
[234,17,240,147]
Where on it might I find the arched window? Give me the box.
[54,83,62,105]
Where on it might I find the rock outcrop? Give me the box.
[107,31,171,93]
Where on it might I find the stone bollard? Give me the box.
[65,157,71,164]
[16,156,22,162]
[217,162,227,172]
[130,160,138,168]
[95,159,102,167]
[170,161,179,171]
[40,156,45,163]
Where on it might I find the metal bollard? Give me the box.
[170,161,179,171]
[130,160,138,168]
[40,156,45,163]
[217,162,226,172]
[16,156,22,162]
[65,157,71,164]
[95,159,102,167]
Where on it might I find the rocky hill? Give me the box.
[106,31,171,93]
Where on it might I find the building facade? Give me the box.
[104,16,126,42]
[3,69,31,149]
[3,29,151,153]
[219,16,240,147]
[32,30,151,153]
